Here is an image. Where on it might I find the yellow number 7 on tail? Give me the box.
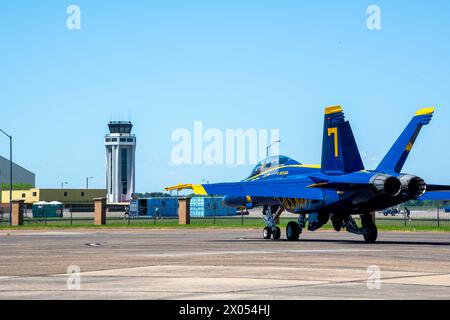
[327,127,339,158]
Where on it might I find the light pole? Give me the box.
[61,181,68,189]
[266,140,281,158]
[86,177,93,189]
[0,128,12,226]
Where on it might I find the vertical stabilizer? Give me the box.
[321,106,365,175]
[376,107,434,173]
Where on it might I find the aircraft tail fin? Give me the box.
[321,106,365,175]
[376,107,434,174]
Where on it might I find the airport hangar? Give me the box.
[0,155,35,187]
[0,155,35,204]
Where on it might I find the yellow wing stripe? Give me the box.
[164,183,208,195]
[415,107,435,116]
[166,164,322,192]
[244,164,321,182]
[192,184,208,195]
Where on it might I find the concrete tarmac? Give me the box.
[1,228,450,299]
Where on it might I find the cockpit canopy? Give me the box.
[249,156,300,177]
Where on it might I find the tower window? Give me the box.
[121,148,128,195]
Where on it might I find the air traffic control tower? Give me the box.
[105,121,136,203]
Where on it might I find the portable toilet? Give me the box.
[48,201,64,217]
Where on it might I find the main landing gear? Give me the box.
[338,213,378,243]
[262,206,284,240]
[361,214,378,243]
[285,214,306,241]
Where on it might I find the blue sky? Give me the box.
[1,1,449,192]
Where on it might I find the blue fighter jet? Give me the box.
[166,106,450,242]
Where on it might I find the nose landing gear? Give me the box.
[262,206,284,240]
[263,226,281,239]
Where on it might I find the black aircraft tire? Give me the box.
[263,227,272,239]
[286,221,300,241]
[331,215,342,232]
[363,223,378,243]
[272,226,281,240]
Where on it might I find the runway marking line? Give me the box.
[127,248,383,258]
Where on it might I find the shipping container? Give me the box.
[129,197,178,217]
[190,196,237,217]
[129,196,236,218]
[147,197,179,217]
[129,199,147,216]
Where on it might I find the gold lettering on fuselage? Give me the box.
[280,198,311,211]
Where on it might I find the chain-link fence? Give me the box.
[1,204,449,229]
[373,206,450,228]
[0,206,7,225]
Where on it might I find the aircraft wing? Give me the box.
[419,185,450,201]
[426,184,450,191]
[166,178,324,200]
[419,191,450,201]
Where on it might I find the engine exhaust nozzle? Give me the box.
[370,174,402,197]
[399,175,427,198]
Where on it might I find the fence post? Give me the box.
[437,204,440,228]
[70,205,73,225]
[11,200,25,226]
[178,197,191,225]
[44,204,47,224]
[93,197,107,225]
[404,210,407,228]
